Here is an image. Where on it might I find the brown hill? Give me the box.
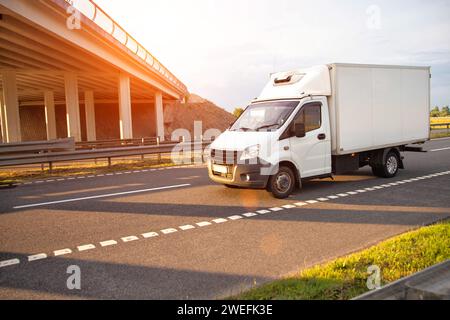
[164,94,235,139]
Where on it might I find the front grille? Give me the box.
[211,149,239,165]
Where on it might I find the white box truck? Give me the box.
[208,63,431,198]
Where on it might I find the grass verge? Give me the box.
[430,131,450,139]
[232,220,450,300]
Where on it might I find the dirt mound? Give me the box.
[164,94,235,139]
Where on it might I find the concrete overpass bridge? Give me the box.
[0,0,188,143]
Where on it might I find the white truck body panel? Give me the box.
[329,63,430,155]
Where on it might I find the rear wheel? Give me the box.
[268,166,295,199]
[372,151,400,178]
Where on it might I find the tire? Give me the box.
[224,184,238,189]
[372,151,400,178]
[268,166,295,199]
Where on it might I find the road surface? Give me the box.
[0,139,449,299]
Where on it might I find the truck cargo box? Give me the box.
[329,63,430,155]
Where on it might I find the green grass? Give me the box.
[233,220,450,300]
[430,131,450,139]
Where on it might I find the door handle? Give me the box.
[318,133,326,140]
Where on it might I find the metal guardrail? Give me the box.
[59,0,187,93]
[0,138,75,154]
[430,123,450,130]
[75,137,174,150]
[355,260,450,300]
[0,141,210,169]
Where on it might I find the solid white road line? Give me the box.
[430,147,450,152]
[13,184,191,209]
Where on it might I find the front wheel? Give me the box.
[268,166,295,199]
[372,151,400,178]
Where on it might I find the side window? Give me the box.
[304,104,321,132]
[293,103,322,133]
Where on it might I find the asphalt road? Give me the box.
[0,139,449,299]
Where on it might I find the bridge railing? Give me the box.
[62,0,187,93]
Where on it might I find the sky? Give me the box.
[93,0,450,112]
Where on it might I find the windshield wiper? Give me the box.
[236,127,253,132]
[255,123,280,131]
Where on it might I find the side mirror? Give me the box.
[293,123,306,138]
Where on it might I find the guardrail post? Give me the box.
[49,162,53,173]
[200,135,205,163]
[108,157,111,167]
[156,137,161,164]
[141,138,145,161]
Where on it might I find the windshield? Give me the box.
[230,101,299,132]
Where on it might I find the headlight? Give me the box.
[240,144,260,161]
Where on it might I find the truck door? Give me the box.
[289,101,331,178]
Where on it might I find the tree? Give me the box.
[440,106,450,117]
[430,106,441,117]
[233,107,244,118]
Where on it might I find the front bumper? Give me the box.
[208,160,270,189]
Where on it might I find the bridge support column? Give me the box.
[0,93,7,143]
[84,91,96,141]
[1,71,21,143]
[154,91,165,141]
[64,72,82,142]
[44,91,57,140]
[118,73,133,139]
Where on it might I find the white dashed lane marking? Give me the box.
[121,236,139,243]
[179,225,196,231]
[196,221,212,227]
[54,249,72,257]
[13,164,206,187]
[28,254,47,262]
[212,218,228,224]
[243,213,258,218]
[100,240,117,247]
[142,232,159,238]
[161,228,178,234]
[2,170,449,269]
[77,244,96,252]
[0,259,20,268]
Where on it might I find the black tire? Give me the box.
[224,184,239,189]
[268,166,295,199]
[372,151,400,178]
